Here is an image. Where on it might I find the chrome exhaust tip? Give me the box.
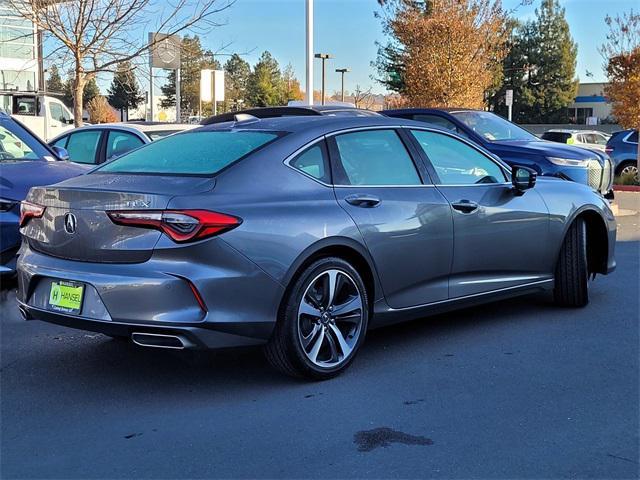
[131,332,186,350]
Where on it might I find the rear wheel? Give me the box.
[265,257,369,380]
[554,219,589,307]
[617,161,639,182]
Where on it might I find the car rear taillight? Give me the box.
[605,146,614,155]
[106,209,241,243]
[19,201,46,227]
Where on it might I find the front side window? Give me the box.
[49,102,65,123]
[65,130,102,164]
[333,129,421,186]
[98,130,279,175]
[411,130,506,185]
[0,117,49,161]
[289,143,330,183]
[106,131,145,160]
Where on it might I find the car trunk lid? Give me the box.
[21,174,215,263]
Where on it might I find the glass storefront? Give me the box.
[0,2,37,91]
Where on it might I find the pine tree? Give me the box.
[224,54,251,110]
[107,61,144,119]
[160,35,220,117]
[46,65,64,94]
[508,0,578,123]
[247,51,283,107]
[280,64,303,103]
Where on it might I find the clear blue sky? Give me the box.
[195,0,635,96]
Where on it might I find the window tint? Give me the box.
[413,114,458,133]
[334,130,421,185]
[106,131,144,160]
[411,130,506,185]
[98,131,279,175]
[289,143,330,183]
[64,130,102,164]
[542,131,571,143]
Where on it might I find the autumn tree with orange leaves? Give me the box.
[601,10,640,176]
[375,0,509,108]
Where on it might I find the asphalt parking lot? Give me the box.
[1,199,638,479]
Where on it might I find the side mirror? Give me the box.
[51,146,70,161]
[512,165,536,194]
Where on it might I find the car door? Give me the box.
[328,128,453,309]
[408,128,552,298]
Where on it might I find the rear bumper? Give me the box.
[17,239,285,348]
[17,301,266,349]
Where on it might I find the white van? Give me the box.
[0,92,75,141]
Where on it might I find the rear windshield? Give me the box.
[542,132,572,143]
[97,130,279,175]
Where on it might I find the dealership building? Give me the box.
[0,1,40,91]
[567,82,613,124]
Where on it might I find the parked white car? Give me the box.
[541,129,611,152]
[49,122,196,165]
[0,92,76,141]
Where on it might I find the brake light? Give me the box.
[605,146,614,155]
[106,209,241,243]
[19,201,46,227]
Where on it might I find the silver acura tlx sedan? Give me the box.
[17,115,616,379]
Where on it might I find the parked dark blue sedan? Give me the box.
[605,129,638,180]
[383,108,613,196]
[0,113,88,275]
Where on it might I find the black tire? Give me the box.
[264,257,369,380]
[554,218,589,307]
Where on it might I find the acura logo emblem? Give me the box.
[64,213,77,234]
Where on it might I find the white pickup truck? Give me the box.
[0,92,76,141]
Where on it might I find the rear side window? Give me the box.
[333,129,421,186]
[413,114,458,132]
[289,143,330,183]
[627,131,638,143]
[65,130,102,164]
[98,131,279,175]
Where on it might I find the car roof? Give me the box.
[195,114,422,136]
[201,106,380,125]
[383,107,480,116]
[546,129,605,134]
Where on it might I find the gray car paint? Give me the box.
[16,116,616,349]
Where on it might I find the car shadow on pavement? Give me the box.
[4,290,562,392]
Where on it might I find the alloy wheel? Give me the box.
[620,164,639,182]
[297,269,364,368]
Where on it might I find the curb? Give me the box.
[613,185,640,192]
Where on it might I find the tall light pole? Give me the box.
[305,0,313,105]
[335,68,350,102]
[314,53,332,105]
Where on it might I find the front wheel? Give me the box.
[554,219,589,307]
[265,257,369,380]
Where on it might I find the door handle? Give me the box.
[451,200,478,213]
[345,194,381,208]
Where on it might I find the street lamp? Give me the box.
[335,68,350,102]
[314,53,332,105]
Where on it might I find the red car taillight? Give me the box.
[605,146,614,155]
[106,209,241,243]
[19,201,46,227]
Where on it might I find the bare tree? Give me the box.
[352,85,374,109]
[10,0,233,125]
